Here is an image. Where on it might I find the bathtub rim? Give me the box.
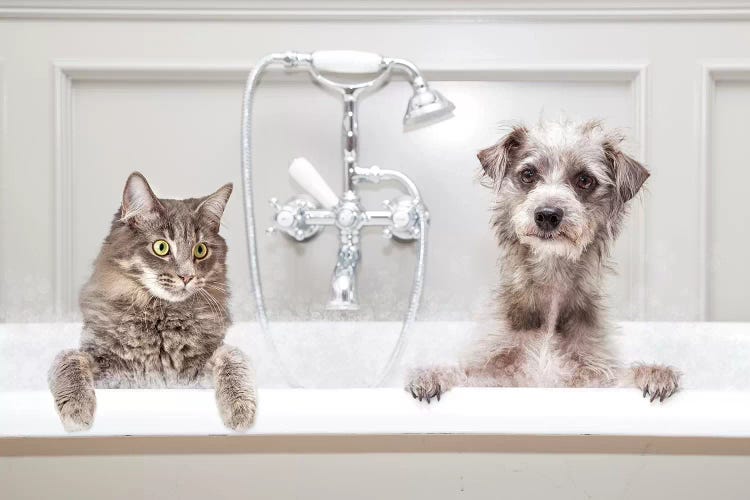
[2,387,750,441]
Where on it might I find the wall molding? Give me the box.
[0,60,5,316]
[631,63,649,320]
[698,62,750,321]
[53,64,73,317]
[7,1,750,21]
[52,59,648,318]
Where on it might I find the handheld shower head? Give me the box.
[403,82,455,131]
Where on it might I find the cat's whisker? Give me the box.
[201,288,228,329]
[197,288,217,315]
[206,290,228,320]
[197,289,215,316]
[204,284,230,296]
[198,289,226,331]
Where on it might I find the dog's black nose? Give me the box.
[534,207,563,231]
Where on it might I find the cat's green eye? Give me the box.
[152,240,170,256]
[193,243,208,260]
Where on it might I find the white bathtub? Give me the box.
[1,321,750,439]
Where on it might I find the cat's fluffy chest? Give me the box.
[81,297,227,388]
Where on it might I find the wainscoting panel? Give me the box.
[2,1,750,321]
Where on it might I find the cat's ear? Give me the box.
[120,172,164,226]
[196,183,233,233]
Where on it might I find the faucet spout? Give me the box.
[327,233,360,310]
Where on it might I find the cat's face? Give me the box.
[111,172,232,303]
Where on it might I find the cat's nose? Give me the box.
[178,274,195,285]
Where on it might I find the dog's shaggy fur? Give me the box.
[406,119,680,402]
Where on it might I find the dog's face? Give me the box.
[478,120,649,260]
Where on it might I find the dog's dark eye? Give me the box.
[576,173,595,190]
[520,168,536,184]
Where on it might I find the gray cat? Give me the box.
[48,172,256,432]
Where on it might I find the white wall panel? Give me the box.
[708,72,750,321]
[2,2,750,322]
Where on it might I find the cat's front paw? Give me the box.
[406,367,452,404]
[218,392,256,432]
[55,389,96,432]
[49,349,97,432]
[212,345,257,432]
[632,363,681,402]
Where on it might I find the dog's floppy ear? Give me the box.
[477,125,528,184]
[604,143,651,203]
[603,137,650,202]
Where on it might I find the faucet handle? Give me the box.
[288,157,340,209]
[268,196,324,242]
[311,50,385,75]
[384,196,422,241]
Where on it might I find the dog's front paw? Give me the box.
[632,363,680,402]
[218,393,256,432]
[406,367,453,404]
[56,389,96,432]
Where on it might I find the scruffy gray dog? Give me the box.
[407,119,680,402]
[49,173,256,431]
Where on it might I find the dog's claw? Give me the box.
[406,368,450,405]
[633,363,681,404]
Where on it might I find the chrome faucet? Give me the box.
[264,51,454,310]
